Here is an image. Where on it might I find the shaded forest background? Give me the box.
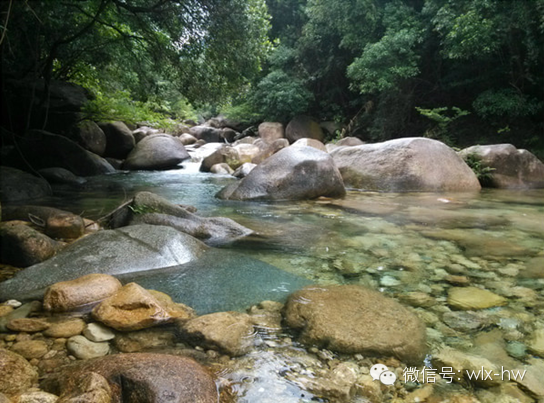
[1,0,543,156]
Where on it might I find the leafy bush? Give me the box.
[416,106,470,146]
[473,88,543,118]
[462,152,495,183]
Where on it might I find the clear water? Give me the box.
[27,164,544,401]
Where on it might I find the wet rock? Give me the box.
[0,222,61,267]
[2,206,85,240]
[7,318,49,333]
[37,168,87,186]
[515,358,544,397]
[11,391,59,403]
[217,146,346,201]
[0,306,14,317]
[285,115,324,144]
[98,122,135,159]
[42,353,217,403]
[247,301,283,332]
[0,349,39,395]
[44,274,122,313]
[303,362,358,402]
[292,138,327,152]
[43,319,86,339]
[527,328,544,358]
[397,292,435,308]
[331,137,481,192]
[448,287,507,310]
[232,162,256,178]
[210,163,233,174]
[0,302,42,332]
[0,225,207,301]
[114,328,175,353]
[3,131,115,177]
[110,191,252,245]
[433,347,501,387]
[258,122,284,144]
[54,371,112,403]
[180,311,255,356]
[82,323,115,343]
[283,285,427,364]
[10,340,48,359]
[459,144,544,188]
[478,383,534,403]
[200,144,260,171]
[66,336,109,360]
[354,374,382,402]
[92,283,193,331]
[122,134,190,170]
[519,256,544,278]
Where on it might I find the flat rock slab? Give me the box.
[283,285,427,364]
[0,225,207,301]
[119,249,311,315]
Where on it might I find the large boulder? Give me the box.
[200,144,260,172]
[2,205,85,239]
[98,121,135,159]
[0,166,51,203]
[72,120,106,156]
[0,222,61,267]
[251,138,290,165]
[37,167,87,186]
[189,125,225,143]
[108,191,252,245]
[292,138,327,152]
[258,122,284,144]
[42,353,218,403]
[285,115,325,144]
[459,144,544,188]
[122,134,190,170]
[2,131,114,176]
[331,137,481,192]
[132,126,160,143]
[0,224,208,301]
[283,285,427,364]
[0,349,39,396]
[216,146,346,201]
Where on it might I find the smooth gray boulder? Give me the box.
[217,146,346,200]
[37,167,87,185]
[122,134,190,170]
[108,191,252,245]
[0,225,207,301]
[98,121,135,159]
[72,120,106,156]
[0,166,51,202]
[459,144,544,189]
[285,115,325,144]
[331,137,481,192]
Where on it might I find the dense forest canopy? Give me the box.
[1,0,543,154]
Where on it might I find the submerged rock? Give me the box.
[331,137,481,192]
[118,249,311,315]
[217,146,346,201]
[42,353,218,403]
[0,225,207,301]
[0,349,39,396]
[283,285,427,364]
[447,287,507,310]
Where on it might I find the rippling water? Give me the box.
[26,164,544,402]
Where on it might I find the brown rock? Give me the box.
[92,283,173,331]
[0,306,14,317]
[251,138,289,165]
[0,349,39,395]
[7,318,50,333]
[42,353,217,403]
[10,340,49,359]
[43,319,86,338]
[114,328,175,353]
[0,222,60,267]
[146,290,195,322]
[56,371,112,403]
[258,122,284,144]
[447,287,507,310]
[292,138,327,152]
[180,311,255,356]
[283,285,427,364]
[10,391,59,403]
[44,274,122,313]
[285,115,324,144]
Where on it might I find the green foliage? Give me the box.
[462,152,495,182]
[252,69,314,122]
[473,89,543,118]
[128,204,159,215]
[416,106,470,145]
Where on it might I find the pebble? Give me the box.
[7,318,50,333]
[66,335,110,360]
[380,275,401,287]
[82,322,115,342]
[10,340,49,359]
[44,318,85,338]
[447,287,507,310]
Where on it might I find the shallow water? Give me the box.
[21,163,544,401]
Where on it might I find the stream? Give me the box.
[15,162,544,402]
